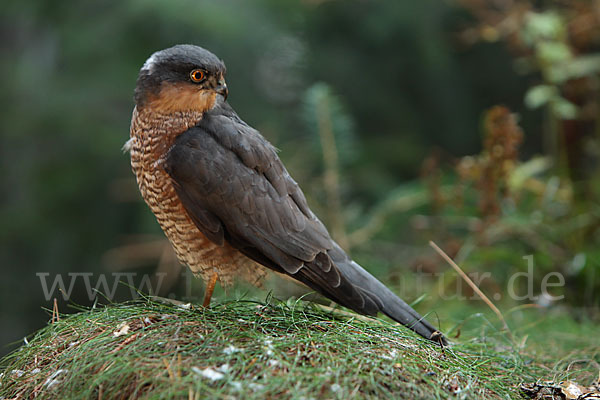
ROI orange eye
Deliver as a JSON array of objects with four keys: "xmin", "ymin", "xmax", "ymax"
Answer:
[{"xmin": 190, "ymin": 69, "xmax": 206, "ymax": 83}]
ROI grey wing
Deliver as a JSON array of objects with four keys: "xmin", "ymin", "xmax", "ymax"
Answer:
[
  {"xmin": 164, "ymin": 122, "xmax": 381, "ymax": 316},
  {"xmin": 165, "ymin": 104, "xmax": 445, "ymax": 344}
]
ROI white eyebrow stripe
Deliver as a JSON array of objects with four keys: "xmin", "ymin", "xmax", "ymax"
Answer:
[{"xmin": 142, "ymin": 52, "xmax": 159, "ymax": 72}]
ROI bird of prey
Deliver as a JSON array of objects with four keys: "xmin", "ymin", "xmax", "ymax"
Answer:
[{"xmin": 126, "ymin": 44, "xmax": 444, "ymax": 344}]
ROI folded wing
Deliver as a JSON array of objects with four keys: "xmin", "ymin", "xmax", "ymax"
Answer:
[{"xmin": 164, "ymin": 101, "xmax": 443, "ymax": 343}]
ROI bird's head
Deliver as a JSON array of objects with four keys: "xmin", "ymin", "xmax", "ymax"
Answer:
[{"xmin": 134, "ymin": 44, "xmax": 228, "ymax": 113}]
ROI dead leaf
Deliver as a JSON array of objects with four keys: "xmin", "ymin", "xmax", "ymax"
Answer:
[{"xmin": 113, "ymin": 322, "xmax": 131, "ymax": 337}]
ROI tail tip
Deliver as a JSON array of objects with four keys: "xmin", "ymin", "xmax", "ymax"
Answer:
[{"xmin": 429, "ymin": 330, "xmax": 448, "ymax": 346}]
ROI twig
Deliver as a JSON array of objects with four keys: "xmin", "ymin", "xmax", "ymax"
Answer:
[
  {"xmin": 52, "ymin": 298, "xmax": 60, "ymax": 324},
  {"xmin": 429, "ymin": 240, "xmax": 513, "ymax": 340},
  {"xmin": 109, "ymin": 333, "xmax": 139, "ymax": 354},
  {"xmin": 162, "ymin": 359, "xmax": 175, "ymax": 381}
]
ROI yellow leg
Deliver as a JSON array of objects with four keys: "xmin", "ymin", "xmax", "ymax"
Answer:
[{"xmin": 202, "ymin": 272, "xmax": 219, "ymax": 307}]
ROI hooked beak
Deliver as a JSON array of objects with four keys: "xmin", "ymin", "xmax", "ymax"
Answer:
[{"xmin": 215, "ymin": 80, "xmax": 228, "ymax": 100}]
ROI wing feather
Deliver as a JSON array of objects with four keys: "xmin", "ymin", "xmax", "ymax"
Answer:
[
  {"xmin": 164, "ymin": 107, "xmax": 374, "ymax": 312},
  {"xmin": 163, "ymin": 101, "xmax": 445, "ymax": 344}
]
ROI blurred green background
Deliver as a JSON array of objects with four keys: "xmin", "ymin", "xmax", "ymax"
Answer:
[{"xmin": 2, "ymin": 0, "xmax": 599, "ymax": 357}]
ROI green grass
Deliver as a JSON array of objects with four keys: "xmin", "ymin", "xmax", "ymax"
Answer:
[{"xmin": 2, "ymin": 296, "xmax": 583, "ymax": 400}]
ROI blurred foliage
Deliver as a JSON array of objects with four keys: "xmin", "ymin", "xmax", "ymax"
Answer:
[
  {"xmin": 301, "ymin": 82, "xmax": 357, "ymax": 248},
  {"xmin": 1, "ymin": 0, "xmax": 599, "ymax": 359},
  {"xmin": 403, "ymin": 1, "xmax": 600, "ymax": 316},
  {"xmin": 457, "ymin": 0, "xmax": 600, "ymax": 185}
]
